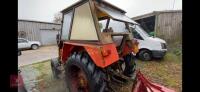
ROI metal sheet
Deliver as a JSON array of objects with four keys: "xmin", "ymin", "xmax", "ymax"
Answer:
[
  {"xmin": 97, "ymin": 5, "xmax": 138, "ymax": 24},
  {"xmin": 40, "ymin": 30, "xmax": 58, "ymax": 45}
]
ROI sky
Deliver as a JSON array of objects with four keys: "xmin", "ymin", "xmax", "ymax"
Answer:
[{"xmin": 18, "ymin": 0, "xmax": 182, "ymax": 23}]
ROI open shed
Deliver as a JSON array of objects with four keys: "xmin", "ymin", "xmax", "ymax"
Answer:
[{"xmin": 132, "ymin": 10, "xmax": 182, "ymax": 42}]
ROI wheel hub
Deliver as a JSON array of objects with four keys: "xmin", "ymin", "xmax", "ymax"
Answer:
[
  {"xmin": 143, "ymin": 53, "xmax": 150, "ymax": 59},
  {"xmin": 69, "ymin": 65, "xmax": 89, "ymax": 92}
]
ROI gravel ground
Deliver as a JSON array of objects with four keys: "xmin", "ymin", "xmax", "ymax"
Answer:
[{"xmin": 18, "ymin": 45, "xmax": 58, "ymax": 67}]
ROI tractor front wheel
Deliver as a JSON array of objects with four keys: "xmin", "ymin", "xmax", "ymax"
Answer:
[
  {"xmin": 123, "ymin": 53, "xmax": 136, "ymax": 77},
  {"xmin": 64, "ymin": 52, "xmax": 107, "ymax": 92},
  {"xmin": 51, "ymin": 58, "xmax": 61, "ymax": 79}
]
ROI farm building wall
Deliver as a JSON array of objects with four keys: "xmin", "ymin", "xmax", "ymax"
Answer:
[
  {"xmin": 155, "ymin": 12, "xmax": 182, "ymax": 43},
  {"xmin": 132, "ymin": 10, "xmax": 182, "ymax": 43},
  {"xmin": 18, "ymin": 20, "xmax": 61, "ymax": 45}
]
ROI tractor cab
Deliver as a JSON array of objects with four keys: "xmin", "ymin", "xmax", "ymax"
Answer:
[
  {"xmin": 58, "ymin": 0, "xmax": 139, "ymax": 59},
  {"xmin": 51, "ymin": 0, "xmax": 175, "ymax": 92}
]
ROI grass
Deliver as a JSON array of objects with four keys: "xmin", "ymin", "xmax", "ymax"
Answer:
[
  {"xmin": 136, "ymin": 52, "xmax": 182, "ymax": 92},
  {"xmin": 20, "ymin": 60, "xmax": 67, "ymax": 92}
]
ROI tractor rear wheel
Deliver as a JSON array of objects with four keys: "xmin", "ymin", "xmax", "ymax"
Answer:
[{"xmin": 64, "ymin": 52, "xmax": 107, "ymax": 92}]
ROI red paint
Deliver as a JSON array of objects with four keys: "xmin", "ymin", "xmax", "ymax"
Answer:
[
  {"xmin": 85, "ymin": 43, "xmax": 119, "ymax": 68},
  {"xmin": 132, "ymin": 70, "xmax": 175, "ymax": 92},
  {"xmin": 60, "ymin": 41, "xmax": 119, "ymax": 68},
  {"xmin": 121, "ymin": 42, "xmax": 133, "ymax": 56},
  {"xmin": 61, "ymin": 44, "xmax": 74, "ymax": 63}
]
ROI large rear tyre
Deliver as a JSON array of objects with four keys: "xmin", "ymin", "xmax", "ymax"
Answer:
[{"xmin": 64, "ymin": 52, "xmax": 107, "ymax": 92}]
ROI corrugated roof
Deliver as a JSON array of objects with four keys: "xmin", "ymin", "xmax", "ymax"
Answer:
[
  {"xmin": 18, "ymin": 19, "xmax": 61, "ymax": 25},
  {"xmin": 132, "ymin": 10, "xmax": 182, "ymax": 20}
]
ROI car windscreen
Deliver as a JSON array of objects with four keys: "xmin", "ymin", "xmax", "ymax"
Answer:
[{"xmin": 135, "ymin": 25, "xmax": 150, "ymax": 37}]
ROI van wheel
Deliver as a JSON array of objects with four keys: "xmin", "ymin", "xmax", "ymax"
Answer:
[
  {"xmin": 31, "ymin": 44, "xmax": 39, "ymax": 50},
  {"xmin": 138, "ymin": 50, "xmax": 152, "ymax": 61},
  {"xmin": 64, "ymin": 52, "xmax": 107, "ymax": 92}
]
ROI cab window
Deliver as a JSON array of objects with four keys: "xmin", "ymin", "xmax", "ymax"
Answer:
[
  {"xmin": 99, "ymin": 19, "xmax": 128, "ymax": 33},
  {"xmin": 61, "ymin": 10, "xmax": 73, "ymax": 40}
]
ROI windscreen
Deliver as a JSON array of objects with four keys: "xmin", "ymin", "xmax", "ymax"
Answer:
[
  {"xmin": 99, "ymin": 19, "xmax": 129, "ymax": 33},
  {"xmin": 135, "ymin": 25, "xmax": 150, "ymax": 37}
]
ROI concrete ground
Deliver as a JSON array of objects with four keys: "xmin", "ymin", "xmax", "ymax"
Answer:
[
  {"xmin": 18, "ymin": 45, "xmax": 58, "ymax": 67},
  {"xmin": 19, "ymin": 61, "xmax": 68, "ymax": 92}
]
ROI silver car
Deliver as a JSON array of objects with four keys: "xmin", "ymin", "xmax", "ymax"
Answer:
[{"xmin": 18, "ymin": 38, "xmax": 41, "ymax": 50}]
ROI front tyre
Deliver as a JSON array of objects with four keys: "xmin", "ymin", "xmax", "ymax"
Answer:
[
  {"xmin": 64, "ymin": 52, "xmax": 107, "ymax": 92},
  {"xmin": 51, "ymin": 58, "xmax": 61, "ymax": 79},
  {"xmin": 123, "ymin": 53, "xmax": 136, "ymax": 77},
  {"xmin": 138, "ymin": 50, "xmax": 152, "ymax": 61},
  {"xmin": 31, "ymin": 44, "xmax": 39, "ymax": 50}
]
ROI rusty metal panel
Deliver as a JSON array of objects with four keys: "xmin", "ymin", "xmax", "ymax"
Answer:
[{"xmin": 70, "ymin": 2, "xmax": 98, "ymax": 40}]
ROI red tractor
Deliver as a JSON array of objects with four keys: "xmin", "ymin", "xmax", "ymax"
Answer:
[{"xmin": 51, "ymin": 0, "xmax": 175, "ymax": 92}]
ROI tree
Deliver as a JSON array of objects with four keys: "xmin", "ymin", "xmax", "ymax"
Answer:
[{"xmin": 53, "ymin": 12, "xmax": 62, "ymax": 24}]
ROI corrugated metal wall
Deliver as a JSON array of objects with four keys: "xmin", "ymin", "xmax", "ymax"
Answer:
[
  {"xmin": 18, "ymin": 20, "xmax": 61, "ymax": 45},
  {"xmin": 156, "ymin": 12, "xmax": 182, "ymax": 42}
]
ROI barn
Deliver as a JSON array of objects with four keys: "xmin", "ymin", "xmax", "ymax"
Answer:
[
  {"xmin": 132, "ymin": 10, "xmax": 182, "ymax": 43},
  {"xmin": 18, "ymin": 19, "xmax": 61, "ymax": 45}
]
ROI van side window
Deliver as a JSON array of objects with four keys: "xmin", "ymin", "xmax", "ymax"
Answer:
[{"xmin": 132, "ymin": 28, "xmax": 143, "ymax": 40}]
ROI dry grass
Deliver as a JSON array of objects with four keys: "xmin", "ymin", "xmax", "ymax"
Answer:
[{"xmin": 136, "ymin": 52, "xmax": 182, "ymax": 92}]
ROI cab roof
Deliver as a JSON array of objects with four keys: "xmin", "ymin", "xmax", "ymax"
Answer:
[
  {"xmin": 61, "ymin": 0, "xmax": 138, "ymax": 24},
  {"xmin": 61, "ymin": 0, "xmax": 126, "ymax": 14}
]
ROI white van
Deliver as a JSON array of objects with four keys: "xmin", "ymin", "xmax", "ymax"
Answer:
[
  {"xmin": 99, "ymin": 19, "xmax": 167, "ymax": 61},
  {"xmin": 130, "ymin": 25, "xmax": 167, "ymax": 61}
]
